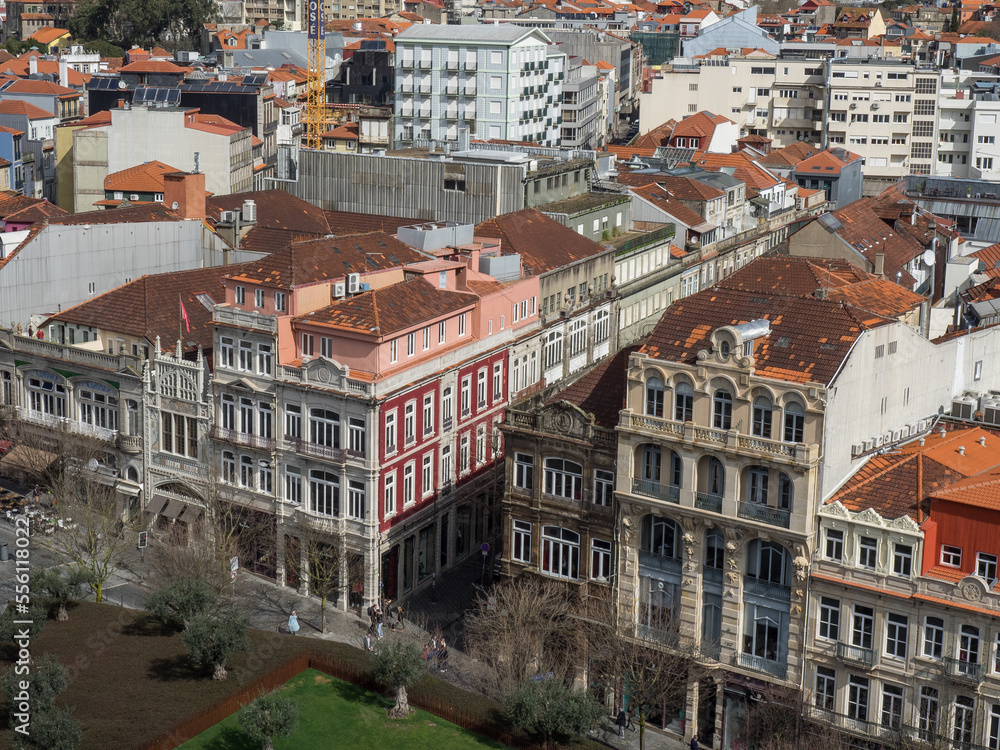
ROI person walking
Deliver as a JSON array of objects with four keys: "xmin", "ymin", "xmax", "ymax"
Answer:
[
  {"xmin": 363, "ymin": 633, "xmax": 374, "ymax": 652},
  {"xmin": 394, "ymin": 604, "xmax": 405, "ymax": 631},
  {"xmin": 438, "ymin": 638, "xmax": 449, "ymax": 672},
  {"xmin": 690, "ymin": 735, "xmax": 699, "ymax": 750},
  {"xmin": 376, "ymin": 607, "xmax": 384, "ymax": 639},
  {"xmin": 616, "ymin": 710, "xmax": 627, "ymax": 739},
  {"xmin": 287, "ymin": 610, "xmax": 299, "ymax": 636}
]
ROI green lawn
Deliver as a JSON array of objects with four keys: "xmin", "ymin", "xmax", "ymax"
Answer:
[{"xmin": 178, "ymin": 668, "xmax": 508, "ymax": 750}]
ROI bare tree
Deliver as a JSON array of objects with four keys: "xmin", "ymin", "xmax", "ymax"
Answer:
[
  {"xmin": 743, "ymin": 686, "xmax": 854, "ymax": 750},
  {"xmin": 283, "ymin": 525, "xmax": 364, "ymax": 634},
  {"xmin": 464, "ymin": 577, "xmax": 586, "ymax": 698}
]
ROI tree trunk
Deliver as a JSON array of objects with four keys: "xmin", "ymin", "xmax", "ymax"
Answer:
[
  {"xmin": 213, "ymin": 662, "xmax": 228, "ymax": 681},
  {"xmin": 639, "ymin": 715, "xmax": 646, "ymax": 750},
  {"xmin": 263, "ymin": 739, "xmax": 274, "ymax": 750},
  {"xmin": 57, "ymin": 603, "xmax": 68, "ymax": 621},
  {"xmin": 321, "ymin": 597, "xmax": 326, "ymax": 634},
  {"xmin": 94, "ymin": 581, "xmax": 103, "ymax": 603},
  {"xmin": 387, "ymin": 685, "xmax": 412, "ymax": 718}
]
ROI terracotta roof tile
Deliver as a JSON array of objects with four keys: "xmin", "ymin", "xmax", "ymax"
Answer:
[
  {"xmin": 0, "ymin": 194, "xmax": 53, "ymax": 220},
  {"xmin": 104, "ymin": 160, "xmax": 181, "ymax": 193},
  {"xmin": 0, "ymin": 100, "xmax": 54, "ymax": 120},
  {"xmin": 324, "ymin": 209, "xmax": 419, "ymax": 235},
  {"xmin": 475, "ymin": 209, "xmax": 609, "ymax": 275},
  {"xmin": 206, "ymin": 190, "xmax": 331, "ymax": 236},
  {"xmin": 297, "ymin": 277, "xmax": 475, "ymax": 336},
  {"xmin": 118, "ymin": 60, "xmax": 186, "ymax": 74},
  {"xmin": 2, "ymin": 200, "xmax": 67, "ymax": 224},
  {"xmin": 49, "ymin": 203, "xmax": 181, "ymax": 225},
  {"xmin": 228, "ymin": 232, "xmax": 427, "ymax": 288},
  {"xmin": 546, "ymin": 344, "xmax": 638, "ymax": 428},
  {"xmin": 25, "ymin": 26, "xmax": 69, "ymax": 46}
]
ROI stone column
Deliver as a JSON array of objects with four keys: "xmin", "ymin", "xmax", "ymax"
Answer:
[{"xmin": 685, "ymin": 678, "xmax": 700, "ymax": 743}]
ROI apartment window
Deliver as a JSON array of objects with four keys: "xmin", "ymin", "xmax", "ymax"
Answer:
[
  {"xmin": 847, "ymin": 676, "xmax": 870, "ymax": 723},
  {"xmin": 422, "ymin": 394, "xmax": 434, "ymax": 436},
  {"xmin": 978, "ymin": 157, "xmax": 994, "ymax": 171},
  {"xmin": 274, "ymin": 292, "xmax": 286, "ymax": 312},
  {"xmin": 239, "ymin": 397, "xmax": 254, "ymax": 434},
  {"xmin": 914, "ymin": 101, "xmax": 935, "ymax": 117},
  {"xmin": 885, "ymin": 613, "xmax": 909, "ymax": 659},
  {"xmin": 915, "ymin": 77, "xmax": 937, "ymax": 94},
  {"xmin": 815, "ymin": 667, "xmax": 836, "ymax": 710},
  {"xmin": 257, "ymin": 343, "xmax": 272, "ymax": 375},
  {"xmin": 893, "ymin": 543, "xmax": 912, "ymax": 577},
  {"xmin": 544, "ymin": 331, "xmax": 563, "ymax": 369},
  {"xmin": 675, "ymin": 382, "xmax": 693, "ymax": 421},
  {"xmin": 384, "ymin": 473, "xmax": 396, "ymax": 516},
  {"xmin": 221, "ymin": 451, "xmax": 236, "ymax": 483},
  {"xmin": 595, "ymin": 308, "xmax": 609, "ymax": 343},
  {"xmin": 954, "ymin": 696, "xmax": 975, "ymax": 746},
  {"xmin": 422, "ymin": 327, "xmax": 430, "ymax": 351},
  {"xmin": 919, "ymin": 687, "xmax": 939, "ymax": 739},
  {"xmin": 913, "ymin": 121, "xmax": 934, "ymax": 137},
  {"xmin": 309, "ymin": 469, "xmax": 339, "ymax": 517},
  {"xmin": 258, "ymin": 402, "xmax": 273, "ymax": 439},
  {"xmin": 235, "ymin": 286, "xmax": 245, "ymax": 305},
  {"xmin": 825, "ymin": 529, "xmax": 844, "ymax": 561},
  {"xmin": 390, "ymin": 339, "xmax": 397, "ymax": 363},
  {"xmin": 477, "ymin": 369, "xmax": 487, "ymax": 407},
  {"xmin": 285, "ymin": 467, "xmax": 302, "ymax": 505},
  {"xmin": 818, "ymin": 597, "xmax": 840, "ymax": 641},
  {"xmin": 438, "ymin": 321, "xmax": 446, "ymax": 343},
  {"xmin": 385, "ymin": 411, "xmax": 397, "ymax": 453},
  {"xmin": 850, "ymin": 113, "xmax": 869, "ymax": 123},
  {"xmin": 747, "ymin": 468, "xmax": 768, "ymax": 504},
  {"xmin": 310, "ymin": 409, "xmax": 340, "ymax": 449},
  {"xmin": 646, "ymin": 377, "xmax": 665, "ymax": 417},
  {"xmin": 461, "ymin": 377, "xmax": 471, "ymax": 415},
  {"xmin": 422, "ymin": 453, "xmax": 433, "ymax": 497},
  {"xmin": 859, "ymin": 537, "xmax": 877, "ymax": 570},
  {"xmin": 238, "ymin": 341, "xmax": 253, "ymax": 371},
  {"xmin": 254, "ymin": 289, "xmax": 264, "ymax": 308},
  {"xmin": 403, "ymin": 463, "xmax": 414, "ymax": 506},
  {"xmin": 852, "ymin": 606, "xmax": 874, "ymax": 649},
  {"xmin": 881, "ymin": 684, "xmax": 904, "ymax": 730},
  {"xmin": 492, "ymin": 363, "xmax": 502, "ymax": 400},
  {"xmin": 713, "ymin": 389, "xmax": 733, "ymax": 430},
  {"xmin": 541, "ymin": 526, "xmax": 580, "ymax": 579},
  {"xmin": 407, "ymin": 333, "xmax": 415, "ymax": 357},
  {"xmin": 348, "ymin": 417, "xmax": 365, "ymax": 455},
  {"xmin": 441, "ymin": 445, "xmax": 451, "ymax": 485},
  {"xmin": 301, "ymin": 334, "xmax": 314, "ymax": 357},
  {"xmin": 460, "ymin": 434, "xmax": 470, "ymax": 474},
  {"xmin": 978, "ymin": 552, "xmax": 998, "ymax": 581},
  {"xmin": 476, "ymin": 425, "xmax": 486, "ymax": 464},
  {"xmin": 752, "ymin": 397, "xmax": 773, "ymax": 438},
  {"xmin": 285, "ymin": 403, "xmax": 301, "ymax": 439},
  {"xmin": 591, "ymin": 538, "xmax": 612, "ymax": 580},
  {"xmin": 458, "ymin": 313, "xmax": 466, "ymax": 336},
  {"xmin": 514, "ymin": 452, "xmax": 534, "ymax": 490},
  {"xmin": 923, "ymin": 617, "xmax": 944, "ymax": 658},
  {"xmin": 941, "ymin": 545, "xmax": 963, "ymax": 567},
  {"xmin": 320, "ymin": 337, "xmax": 332, "ymax": 358},
  {"xmin": 593, "ymin": 469, "xmax": 614, "ymax": 506},
  {"xmin": 569, "ymin": 318, "xmax": 587, "ymax": 357},
  {"xmin": 404, "ymin": 402, "xmax": 415, "ymax": 444},
  {"xmin": 442, "ymin": 386, "xmax": 453, "ymax": 426},
  {"xmin": 544, "ymin": 458, "xmax": 583, "ymax": 500},
  {"xmin": 981, "ymin": 135, "xmax": 997, "ymax": 145},
  {"xmin": 893, "ymin": 112, "xmax": 909, "ymax": 123},
  {"xmin": 512, "ymin": 520, "xmax": 531, "ymax": 563}
]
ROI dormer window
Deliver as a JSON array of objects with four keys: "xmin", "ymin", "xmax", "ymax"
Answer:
[{"xmin": 719, "ymin": 340, "xmax": 731, "ymax": 357}]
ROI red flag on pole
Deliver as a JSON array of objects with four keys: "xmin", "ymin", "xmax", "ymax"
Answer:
[{"xmin": 180, "ymin": 299, "xmax": 191, "ymax": 333}]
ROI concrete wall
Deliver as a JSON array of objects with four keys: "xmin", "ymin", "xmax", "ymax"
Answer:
[{"xmin": 72, "ymin": 126, "xmax": 109, "ymax": 213}]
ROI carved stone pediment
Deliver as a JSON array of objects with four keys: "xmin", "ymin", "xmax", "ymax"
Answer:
[
  {"xmin": 301, "ymin": 356, "xmax": 351, "ymax": 388},
  {"xmin": 820, "ymin": 500, "xmax": 851, "ymax": 519},
  {"xmin": 539, "ymin": 401, "xmax": 592, "ymax": 440},
  {"xmin": 855, "ymin": 507, "xmax": 885, "ymax": 527},
  {"xmin": 886, "ymin": 514, "xmax": 920, "ymax": 533},
  {"xmin": 957, "ymin": 576, "xmax": 987, "ymax": 603}
]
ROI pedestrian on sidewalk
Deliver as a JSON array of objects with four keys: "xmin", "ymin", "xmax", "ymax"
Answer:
[
  {"xmin": 616, "ymin": 710, "xmax": 627, "ymax": 739},
  {"xmin": 429, "ymin": 637, "xmax": 439, "ymax": 669},
  {"xmin": 394, "ymin": 604, "xmax": 405, "ymax": 631},
  {"xmin": 438, "ymin": 638, "xmax": 449, "ymax": 672},
  {"xmin": 287, "ymin": 610, "xmax": 299, "ymax": 636},
  {"xmin": 690, "ymin": 735, "xmax": 699, "ymax": 750},
  {"xmin": 376, "ymin": 607, "xmax": 384, "ymax": 639},
  {"xmin": 363, "ymin": 633, "xmax": 374, "ymax": 652}
]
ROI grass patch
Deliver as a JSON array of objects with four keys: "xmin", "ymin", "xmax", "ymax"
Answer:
[
  {"xmin": 0, "ymin": 602, "xmax": 512, "ymax": 750},
  {"xmin": 177, "ymin": 668, "xmax": 506, "ymax": 750}
]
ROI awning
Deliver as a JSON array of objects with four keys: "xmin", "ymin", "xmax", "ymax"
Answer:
[
  {"xmin": 177, "ymin": 504, "xmax": 203, "ymax": 524},
  {"xmin": 162, "ymin": 498, "xmax": 185, "ymax": 519},
  {"xmin": 145, "ymin": 496, "xmax": 168, "ymax": 516},
  {"xmin": 0, "ymin": 445, "xmax": 57, "ymax": 476}
]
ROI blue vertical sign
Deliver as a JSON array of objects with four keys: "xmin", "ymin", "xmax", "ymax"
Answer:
[{"xmin": 308, "ymin": 0, "xmax": 324, "ymax": 40}]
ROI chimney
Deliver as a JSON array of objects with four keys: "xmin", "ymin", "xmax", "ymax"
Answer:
[
  {"xmin": 59, "ymin": 60, "xmax": 69, "ymax": 89},
  {"xmin": 959, "ymin": 446, "xmax": 966, "ymax": 455},
  {"xmin": 814, "ymin": 287, "xmax": 829, "ymax": 300},
  {"xmin": 874, "ymin": 251, "xmax": 885, "ymax": 277},
  {"xmin": 939, "ymin": 428, "xmax": 947, "ymax": 438},
  {"xmin": 28, "ymin": 56, "xmax": 37, "ymax": 76},
  {"xmin": 162, "ymin": 171, "xmax": 206, "ymax": 220},
  {"xmin": 980, "ymin": 436, "xmax": 987, "ymax": 446}
]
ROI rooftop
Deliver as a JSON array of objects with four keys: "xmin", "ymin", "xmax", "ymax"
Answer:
[{"xmin": 475, "ymin": 208, "xmax": 610, "ymax": 275}]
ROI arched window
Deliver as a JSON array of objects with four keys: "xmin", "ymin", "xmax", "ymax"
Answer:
[
  {"xmin": 675, "ymin": 381, "xmax": 693, "ymax": 422},
  {"xmin": 544, "ymin": 331, "xmax": 563, "ymax": 369},
  {"xmin": 641, "ymin": 445, "xmax": 661, "ymax": 482},
  {"xmin": 720, "ymin": 340, "xmax": 731, "ymax": 357},
  {"xmin": 645, "ymin": 377, "xmax": 665, "ymax": 418},
  {"xmin": 752, "ymin": 396, "xmax": 773, "ymax": 438},
  {"xmin": 544, "ymin": 458, "xmax": 583, "ymax": 500},
  {"xmin": 707, "ymin": 457, "xmax": 725, "ymax": 497},
  {"xmin": 713, "ymin": 389, "xmax": 733, "ymax": 430},
  {"xmin": 784, "ymin": 402, "xmax": 804, "ymax": 443},
  {"xmin": 221, "ymin": 451, "xmax": 235, "ymax": 483},
  {"xmin": 240, "ymin": 455, "xmax": 254, "ymax": 488},
  {"xmin": 641, "ymin": 515, "xmax": 679, "ymax": 559},
  {"xmin": 542, "ymin": 526, "xmax": 579, "ymax": 579},
  {"xmin": 778, "ymin": 473, "xmax": 793, "ymax": 511},
  {"xmin": 747, "ymin": 466, "xmax": 769, "ymax": 504}
]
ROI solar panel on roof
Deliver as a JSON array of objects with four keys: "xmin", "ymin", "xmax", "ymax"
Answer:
[{"xmin": 89, "ymin": 77, "xmax": 124, "ymax": 90}]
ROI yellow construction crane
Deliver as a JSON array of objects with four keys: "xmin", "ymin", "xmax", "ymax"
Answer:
[{"xmin": 305, "ymin": 0, "xmax": 326, "ymax": 149}]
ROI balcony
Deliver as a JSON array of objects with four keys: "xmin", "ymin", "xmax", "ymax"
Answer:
[
  {"xmin": 836, "ymin": 642, "xmax": 878, "ymax": 669},
  {"xmin": 442, "ymin": 417, "xmax": 453, "ymax": 432},
  {"xmin": 464, "ymin": 60, "xmax": 477, "ymax": 71},
  {"xmin": 288, "ymin": 436, "xmax": 345, "ymax": 463},
  {"xmin": 400, "ymin": 83, "xmax": 414, "ymax": 93},
  {"xmin": 945, "ymin": 656, "xmax": 983, "ymax": 684},
  {"xmin": 736, "ymin": 500, "xmax": 791, "ymax": 528},
  {"xmin": 117, "ymin": 434, "xmax": 142, "ymax": 453},
  {"xmin": 210, "ymin": 425, "xmax": 275, "ymax": 452},
  {"xmin": 733, "ymin": 652, "xmax": 787, "ymax": 680},
  {"xmin": 400, "ymin": 58, "xmax": 414, "ymax": 69},
  {"xmin": 418, "ymin": 84, "xmax": 431, "ymax": 94},
  {"xmin": 445, "ymin": 85, "xmax": 459, "ymax": 95},
  {"xmin": 631, "ymin": 478, "xmax": 680, "ymax": 503},
  {"xmin": 465, "ymin": 86, "xmax": 477, "ymax": 96},
  {"xmin": 629, "ymin": 414, "xmax": 685, "ymax": 436},
  {"xmin": 736, "ymin": 435, "xmax": 796, "ymax": 458},
  {"xmin": 744, "ymin": 576, "xmax": 791, "ymax": 602},
  {"xmin": 704, "ymin": 567, "xmax": 723, "ymax": 586},
  {"xmin": 638, "ymin": 550, "xmax": 682, "ymax": 574},
  {"xmin": 418, "ymin": 59, "xmax": 432, "ymax": 69},
  {"xmin": 695, "ymin": 493, "xmax": 722, "ymax": 513},
  {"xmin": 446, "ymin": 60, "xmax": 459, "ymax": 70}
]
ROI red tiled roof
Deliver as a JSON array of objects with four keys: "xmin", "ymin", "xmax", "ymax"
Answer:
[
  {"xmin": 49, "ymin": 203, "xmax": 182, "ymax": 225},
  {"xmin": 0, "ymin": 100, "xmax": 54, "ymax": 120},
  {"xmin": 297, "ymin": 277, "xmax": 475, "ymax": 336},
  {"xmin": 0, "ymin": 194, "xmax": 52, "ymax": 220},
  {"xmin": 641, "ymin": 286, "xmax": 893, "ymax": 385},
  {"xmin": 627, "ymin": 183, "xmax": 715, "ymax": 229},
  {"xmin": 118, "ymin": 60, "xmax": 186, "ymax": 74},
  {"xmin": 475, "ymin": 209, "xmax": 609, "ymax": 275},
  {"xmin": 228, "ymin": 232, "xmax": 427, "ymax": 288},
  {"xmin": 795, "ymin": 149, "xmax": 861, "ymax": 176},
  {"xmin": 324, "ymin": 209, "xmax": 420, "ymax": 235},
  {"xmin": 547, "ymin": 344, "xmax": 639, "ymax": 428},
  {"xmin": 104, "ymin": 161, "xmax": 181, "ymax": 193},
  {"xmin": 206, "ymin": 190, "xmax": 331, "ymax": 236},
  {"xmin": 26, "ymin": 26, "xmax": 69, "ymax": 46},
  {"xmin": 2, "ymin": 200, "xmax": 67, "ymax": 224},
  {"xmin": 321, "ymin": 121, "xmax": 359, "ymax": 140}
]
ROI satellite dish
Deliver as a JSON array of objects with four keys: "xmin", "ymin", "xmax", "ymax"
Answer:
[
  {"xmin": 922, "ymin": 249, "xmax": 935, "ymax": 266},
  {"xmin": 86, "ymin": 458, "xmax": 99, "ymax": 471},
  {"xmin": 171, "ymin": 201, "xmax": 179, "ymax": 209},
  {"xmin": 118, "ymin": 80, "xmax": 126, "ymax": 90}
]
